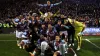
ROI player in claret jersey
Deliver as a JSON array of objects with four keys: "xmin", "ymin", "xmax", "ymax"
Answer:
[{"xmin": 53, "ymin": 35, "xmax": 77, "ymax": 56}]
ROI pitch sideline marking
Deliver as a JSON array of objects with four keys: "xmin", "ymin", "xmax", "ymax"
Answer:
[
  {"xmin": 0, "ymin": 40, "xmax": 16, "ymax": 41},
  {"xmin": 85, "ymin": 39, "xmax": 100, "ymax": 49},
  {"xmin": 0, "ymin": 38, "xmax": 100, "ymax": 41}
]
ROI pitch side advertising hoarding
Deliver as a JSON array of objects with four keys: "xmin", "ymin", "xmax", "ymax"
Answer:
[{"xmin": 83, "ymin": 28, "xmax": 100, "ymax": 35}]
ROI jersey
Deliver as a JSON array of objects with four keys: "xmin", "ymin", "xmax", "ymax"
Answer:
[
  {"xmin": 22, "ymin": 31, "xmax": 29, "ymax": 38},
  {"xmin": 47, "ymin": 27, "xmax": 57, "ymax": 41},
  {"xmin": 68, "ymin": 18, "xmax": 85, "ymax": 32},
  {"xmin": 37, "ymin": 1, "xmax": 62, "ymax": 12},
  {"xmin": 54, "ymin": 40, "xmax": 68, "ymax": 55},
  {"xmin": 14, "ymin": 18, "xmax": 19, "ymax": 23},
  {"xmin": 17, "ymin": 22, "xmax": 25, "ymax": 32},
  {"xmin": 73, "ymin": 21, "xmax": 85, "ymax": 32}
]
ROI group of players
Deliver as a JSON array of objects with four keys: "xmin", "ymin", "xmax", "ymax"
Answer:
[
  {"xmin": 13, "ymin": 1, "xmax": 85, "ymax": 56},
  {"xmin": 13, "ymin": 11, "xmax": 85, "ymax": 56}
]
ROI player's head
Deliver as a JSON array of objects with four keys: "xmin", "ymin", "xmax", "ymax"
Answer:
[
  {"xmin": 55, "ymin": 35, "xmax": 60, "ymax": 41},
  {"xmin": 40, "ymin": 35, "xmax": 44, "ymax": 39},
  {"xmin": 47, "ymin": 1, "xmax": 51, "ymax": 6},
  {"xmin": 41, "ymin": 24, "xmax": 46, "ymax": 28},
  {"xmin": 66, "ymin": 18, "xmax": 75, "ymax": 24},
  {"xmin": 44, "ymin": 18, "xmax": 49, "ymax": 22},
  {"xmin": 57, "ymin": 20, "xmax": 61, "ymax": 25},
  {"xmin": 48, "ymin": 24, "xmax": 52, "ymax": 30}
]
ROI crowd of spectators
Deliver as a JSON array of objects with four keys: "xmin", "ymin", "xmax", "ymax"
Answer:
[{"xmin": 0, "ymin": 0, "xmax": 100, "ymax": 27}]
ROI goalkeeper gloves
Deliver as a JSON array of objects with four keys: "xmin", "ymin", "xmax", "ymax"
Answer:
[{"xmin": 78, "ymin": 32, "xmax": 83, "ymax": 36}]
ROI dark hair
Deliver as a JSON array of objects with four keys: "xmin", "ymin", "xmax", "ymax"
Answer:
[{"xmin": 61, "ymin": 33, "xmax": 65, "ymax": 39}]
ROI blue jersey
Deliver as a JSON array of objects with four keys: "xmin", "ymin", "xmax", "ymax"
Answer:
[
  {"xmin": 14, "ymin": 18, "xmax": 19, "ymax": 23},
  {"xmin": 37, "ymin": 1, "xmax": 62, "ymax": 8},
  {"xmin": 37, "ymin": 1, "xmax": 62, "ymax": 12}
]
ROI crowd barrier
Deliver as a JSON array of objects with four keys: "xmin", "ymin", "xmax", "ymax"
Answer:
[{"xmin": 0, "ymin": 28, "xmax": 15, "ymax": 34}]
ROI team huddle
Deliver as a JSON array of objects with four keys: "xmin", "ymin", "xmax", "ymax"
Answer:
[
  {"xmin": 13, "ymin": 11, "xmax": 85, "ymax": 56},
  {"xmin": 13, "ymin": 1, "xmax": 85, "ymax": 56}
]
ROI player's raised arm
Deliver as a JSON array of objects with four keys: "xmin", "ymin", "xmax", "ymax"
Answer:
[
  {"xmin": 61, "ymin": 24, "xmax": 70, "ymax": 29},
  {"xmin": 37, "ymin": 3, "xmax": 44, "ymax": 6},
  {"xmin": 53, "ymin": 9, "xmax": 60, "ymax": 17},
  {"xmin": 37, "ymin": 3, "xmax": 48, "ymax": 7},
  {"xmin": 53, "ymin": 1, "xmax": 62, "ymax": 6},
  {"xmin": 38, "ymin": 9, "xmax": 44, "ymax": 15}
]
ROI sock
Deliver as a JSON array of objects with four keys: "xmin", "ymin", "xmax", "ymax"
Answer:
[
  {"xmin": 17, "ymin": 40, "xmax": 20, "ymax": 46},
  {"xmin": 33, "ymin": 50, "xmax": 36, "ymax": 55}
]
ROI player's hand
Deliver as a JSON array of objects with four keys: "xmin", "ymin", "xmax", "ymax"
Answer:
[
  {"xmin": 30, "ymin": 35, "xmax": 32, "ymax": 37},
  {"xmin": 29, "ymin": 52, "xmax": 34, "ymax": 56},
  {"xmin": 30, "ymin": 54, "xmax": 34, "ymax": 56},
  {"xmin": 61, "ymin": 24, "xmax": 65, "ymax": 27},
  {"xmin": 60, "ymin": 32, "xmax": 62, "ymax": 35},
  {"xmin": 78, "ymin": 32, "xmax": 83, "ymax": 36}
]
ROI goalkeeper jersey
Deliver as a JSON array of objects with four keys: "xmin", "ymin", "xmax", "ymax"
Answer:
[
  {"xmin": 68, "ymin": 18, "xmax": 85, "ymax": 31},
  {"xmin": 73, "ymin": 21, "xmax": 85, "ymax": 32}
]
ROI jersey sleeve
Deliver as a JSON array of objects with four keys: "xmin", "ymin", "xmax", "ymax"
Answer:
[
  {"xmin": 37, "ymin": 4, "xmax": 47, "ymax": 6},
  {"xmin": 53, "ymin": 1, "xmax": 62, "ymax": 6}
]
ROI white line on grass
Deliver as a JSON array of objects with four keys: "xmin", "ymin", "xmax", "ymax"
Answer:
[
  {"xmin": 0, "ymin": 40, "xmax": 16, "ymax": 41},
  {"xmin": 83, "ymin": 38, "xmax": 100, "ymax": 40},
  {"xmin": 0, "ymin": 37, "xmax": 100, "ymax": 41},
  {"xmin": 85, "ymin": 39, "xmax": 100, "ymax": 50}
]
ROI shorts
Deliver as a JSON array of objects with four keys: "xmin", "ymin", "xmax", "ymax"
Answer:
[
  {"xmin": 21, "ymin": 39, "xmax": 30, "ymax": 45},
  {"xmin": 17, "ymin": 32, "xmax": 23, "ymax": 38},
  {"xmin": 60, "ymin": 31, "xmax": 68, "ymax": 36},
  {"xmin": 22, "ymin": 35, "xmax": 27, "ymax": 38}
]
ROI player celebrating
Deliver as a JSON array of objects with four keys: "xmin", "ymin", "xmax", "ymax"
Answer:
[
  {"xmin": 12, "ymin": 16, "xmax": 20, "ymax": 46},
  {"xmin": 37, "ymin": 1, "xmax": 62, "ymax": 9},
  {"xmin": 53, "ymin": 35, "xmax": 77, "ymax": 56},
  {"xmin": 63, "ymin": 17, "xmax": 75, "ymax": 47},
  {"xmin": 66, "ymin": 18, "xmax": 85, "ymax": 50}
]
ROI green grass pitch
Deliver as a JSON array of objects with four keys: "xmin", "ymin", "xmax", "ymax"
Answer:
[{"xmin": 0, "ymin": 34, "xmax": 100, "ymax": 56}]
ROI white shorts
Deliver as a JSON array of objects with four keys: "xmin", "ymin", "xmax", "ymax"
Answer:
[
  {"xmin": 17, "ymin": 32, "xmax": 23, "ymax": 38},
  {"xmin": 60, "ymin": 31, "xmax": 68, "ymax": 36},
  {"xmin": 21, "ymin": 40, "xmax": 30, "ymax": 45},
  {"xmin": 22, "ymin": 35, "xmax": 27, "ymax": 38}
]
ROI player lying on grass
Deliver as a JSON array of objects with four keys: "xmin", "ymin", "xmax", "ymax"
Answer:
[
  {"xmin": 53, "ymin": 35, "xmax": 77, "ymax": 56},
  {"xmin": 64, "ymin": 18, "xmax": 85, "ymax": 50}
]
